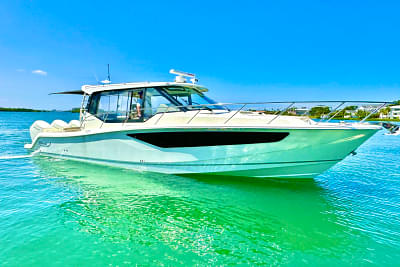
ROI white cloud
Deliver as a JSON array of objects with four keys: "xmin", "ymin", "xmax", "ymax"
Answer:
[{"xmin": 32, "ymin": 69, "xmax": 47, "ymax": 76}]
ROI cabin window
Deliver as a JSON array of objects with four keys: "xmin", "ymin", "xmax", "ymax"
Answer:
[
  {"xmin": 87, "ymin": 88, "xmax": 180, "ymax": 123},
  {"xmin": 142, "ymin": 88, "xmax": 180, "ymax": 119},
  {"xmin": 88, "ymin": 89, "xmax": 144, "ymax": 122},
  {"xmin": 87, "ymin": 94, "xmax": 100, "ymax": 114},
  {"xmin": 127, "ymin": 90, "xmax": 145, "ymax": 121},
  {"xmin": 86, "ymin": 86, "xmax": 224, "ymax": 123},
  {"xmin": 97, "ymin": 90, "xmax": 136, "ymax": 122},
  {"xmin": 160, "ymin": 86, "xmax": 224, "ymax": 110}
]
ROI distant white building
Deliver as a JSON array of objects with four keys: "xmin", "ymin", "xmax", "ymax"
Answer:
[
  {"xmin": 380, "ymin": 112, "xmax": 389, "ymax": 119},
  {"xmin": 390, "ymin": 105, "xmax": 400, "ymax": 119},
  {"xmin": 344, "ymin": 110, "xmax": 357, "ymax": 119},
  {"xmin": 357, "ymin": 105, "xmax": 379, "ymax": 112}
]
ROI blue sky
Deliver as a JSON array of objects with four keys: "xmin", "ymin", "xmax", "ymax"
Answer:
[{"xmin": 0, "ymin": 1, "xmax": 399, "ymax": 109}]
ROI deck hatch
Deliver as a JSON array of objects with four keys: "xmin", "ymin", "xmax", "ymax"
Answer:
[{"xmin": 127, "ymin": 131, "xmax": 289, "ymax": 148}]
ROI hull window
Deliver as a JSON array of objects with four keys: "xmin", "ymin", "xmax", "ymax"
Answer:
[{"xmin": 127, "ymin": 131, "xmax": 289, "ymax": 148}]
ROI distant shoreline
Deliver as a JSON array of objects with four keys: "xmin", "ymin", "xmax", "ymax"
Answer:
[
  {"xmin": 0, "ymin": 107, "xmax": 47, "ymax": 112},
  {"xmin": 0, "ymin": 107, "xmax": 80, "ymax": 113}
]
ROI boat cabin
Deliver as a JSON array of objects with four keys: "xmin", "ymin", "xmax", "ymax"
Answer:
[{"xmin": 79, "ymin": 83, "xmax": 224, "ymax": 123}]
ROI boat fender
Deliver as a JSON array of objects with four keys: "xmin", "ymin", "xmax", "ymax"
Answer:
[{"xmin": 29, "ymin": 120, "xmax": 51, "ymax": 140}]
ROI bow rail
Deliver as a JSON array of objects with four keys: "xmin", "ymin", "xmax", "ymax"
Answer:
[
  {"xmin": 153, "ymin": 100, "xmax": 394, "ymax": 125},
  {"xmin": 78, "ymin": 98, "xmax": 394, "ymax": 126}
]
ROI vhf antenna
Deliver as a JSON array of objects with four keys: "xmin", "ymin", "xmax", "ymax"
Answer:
[{"xmin": 101, "ymin": 64, "xmax": 112, "ymax": 84}]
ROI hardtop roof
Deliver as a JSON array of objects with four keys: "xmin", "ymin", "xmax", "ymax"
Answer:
[{"xmin": 81, "ymin": 81, "xmax": 208, "ymax": 95}]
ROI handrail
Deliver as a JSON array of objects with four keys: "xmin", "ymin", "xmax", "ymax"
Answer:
[
  {"xmin": 360, "ymin": 103, "xmax": 388, "ymax": 123},
  {"xmin": 187, "ymin": 109, "xmax": 203, "ymax": 124},
  {"xmin": 154, "ymin": 106, "xmax": 170, "ymax": 125},
  {"xmin": 317, "ymin": 101, "xmax": 345, "ymax": 124},
  {"xmin": 79, "ymin": 93, "xmax": 88, "ymax": 127},
  {"xmin": 224, "ymin": 104, "xmax": 246, "ymax": 124},
  {"xmin": 80, "ymin": 100, "xmax": 394, "ymax": 127},
  {"xmin": 152, "ymin": 100, "xmax": 393, "ymax": 125},
  {"xmin": 171, "ymin": 100, "xmax": 393, "ymax": 107},
  {"xmin": 268, "ymin": 102, "xmax": 295, "ymax": 124}
]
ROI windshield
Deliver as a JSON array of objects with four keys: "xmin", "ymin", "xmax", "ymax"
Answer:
[
  {"xmin": 161, "ymin": 86, "xmax": 226, "ymax": 110},
  {"xmin": 86, "ymin": 86, "xmax": 228, "ymax": 123}
]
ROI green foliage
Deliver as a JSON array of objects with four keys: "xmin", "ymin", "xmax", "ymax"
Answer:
[
  {"xmin": 354, "ymin": 109, "xmax": 380, "ymax": 119},
  {"xmin": 344, "ymin": 105, "xmax": 358, "ymax": 111},
  {"xmin": 334, "ymin": 105, "xmax": 358, "ymax": 117},
  {"xmin": 381, "ymin": 107, "xmax": 391, "ymax": 115},
  {"xmin": 71, "ymin": 108, "xmax": 81, "ymax": 113},
  {"xmin": 309, "ymin": 106, "xmax": 330, "ymax": 118},
  {"xmin": 355, "ymin": 109, "xmax": 366, "ymax": 119},
  {"xmin": 388, "ymin": 99, "xmax": 400, "ymax": 106},
  {"xmin": 0, "ymin": 107, "xmax": 45, "ymax": 112}
]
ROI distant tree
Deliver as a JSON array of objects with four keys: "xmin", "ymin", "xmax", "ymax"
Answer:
[
  {"xmin": 388, "ymin": 100, "xmax": 400, "ymax": 106},
  {"xmin": 344, "ymin": 105, "xmax": 358, "ymax": 111},
  {"xmin": 309, "ymin": 106, "xmax": 330, "ymax": 118},
  {"xmin": 71, "ymin": 108, "xmax": 80, "ymax": 113},
  {"xmin": 381, "ymin": 107, "xmax": 391, "ymax": 115},
  {"xmin": 0, "ymin": 107, "xmax": 44, "ymax": 112},
  {"xmin": 356, "ymin": 109, "xmax": 368, "ymax": 119}
]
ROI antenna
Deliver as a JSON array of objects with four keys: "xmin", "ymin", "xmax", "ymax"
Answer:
[
  {"xmin": 101, "ymin": 64, "xmax": 112, "ymax": 84},
  {"xmin": 169, "ymin": 69, "xmax": 198, "ymax": 84}
]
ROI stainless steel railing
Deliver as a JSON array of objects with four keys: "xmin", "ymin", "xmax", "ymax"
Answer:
[
  {"xmin": 152, "ymin": 100, "xmax": 393, "ymax": 125},
  {"xmin": 79, "ymin": 100, "xmax": 394, "ymax": 127}
]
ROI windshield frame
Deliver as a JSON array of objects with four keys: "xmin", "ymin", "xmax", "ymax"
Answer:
[{"xmin": 157, "ymin": 86, "xmax": 226, "ymax": 111}]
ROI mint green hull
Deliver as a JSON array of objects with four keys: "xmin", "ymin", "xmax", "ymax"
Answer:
[
  {"xmin": 203, "ymin": 160, "xmax": 340, "ymax": 178},
  {"xmin": 28, "ymin": 127, "xmax": 379, "ymax": 179}
]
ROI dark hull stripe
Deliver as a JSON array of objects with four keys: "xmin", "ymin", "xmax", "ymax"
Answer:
[{"xmin": 127, "ymin": 131, "xmax": 289, "ymax": 148}]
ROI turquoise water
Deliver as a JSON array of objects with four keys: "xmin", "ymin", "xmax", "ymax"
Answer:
[{"xmin": 0, "ymin": 112, "xmax": 399, "ymax": 266}]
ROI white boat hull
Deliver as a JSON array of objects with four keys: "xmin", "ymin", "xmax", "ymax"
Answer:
[{"xmin": 26, "ymin": 127, "xmax": 379, "ymax": 178}]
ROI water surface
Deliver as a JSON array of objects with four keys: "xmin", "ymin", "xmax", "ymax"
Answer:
[{"xmin": 0, "ymin": 112, "xmax": 399, "ymax": 265}]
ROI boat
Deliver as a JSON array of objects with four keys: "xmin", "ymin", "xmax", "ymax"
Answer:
[
  {"xmin": 382, "ymin": 122, "xmax": 400, "ymax": 135},
  {"xmin": 24, "ymin": 70, "xmax": 392, "ymax": 178}
]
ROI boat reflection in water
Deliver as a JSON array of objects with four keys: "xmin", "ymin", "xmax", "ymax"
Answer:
[{"xmin": 32, "ymin": 156, "xmax": 372, "ymax": 264}]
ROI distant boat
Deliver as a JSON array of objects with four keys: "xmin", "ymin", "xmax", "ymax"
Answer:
[{"xmin": 382, "ymin": 122, "xmax": 400, "ymax": 135}]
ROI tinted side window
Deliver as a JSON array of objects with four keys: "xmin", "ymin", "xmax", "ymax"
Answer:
[
  {"xmin": 88, "ymin": 94, "xmax": 100, "ymax": 114},
  {"xmin": 86, "ymin": 88, "xmax": 180, "ymax": 123},
  {"xmin": 88, "ymin": 90, "xmax": 145, "ymax": 122}
]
